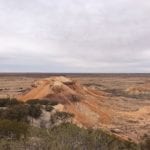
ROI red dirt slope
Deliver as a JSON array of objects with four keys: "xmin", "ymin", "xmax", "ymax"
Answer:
[{"xmin": 18, "ymin": 76, "xmax": 111, "ymax": 126}]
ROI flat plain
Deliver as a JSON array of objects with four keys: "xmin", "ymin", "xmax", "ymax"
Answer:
[{"xmin": 0, "ymin": 73, "xmax": 150, "ymax": 143}]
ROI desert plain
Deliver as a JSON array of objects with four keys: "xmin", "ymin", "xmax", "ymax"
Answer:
[{"xmin": 0, "ymin": 73, "xmax": 150, "ymax": 144}]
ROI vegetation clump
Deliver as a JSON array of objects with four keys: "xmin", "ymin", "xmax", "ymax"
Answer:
[
  {"xmin": 0, "ymin": 104, "xmax": 29, "ymax": 122},
  {"xmin": 26, "ymin": 99, "xmax": 58, "ymax": 106},
  {"xmin": 0, "ymin": 119, "xmax": 29, "ymax": 140},
  {"xmin": 0, "ymin": 98, "xmax": 22, "ymax": 107},
  {"xmin": 0, "ymin": 103, "xmax": 42, "ymax": 122},
  {"xmin": 0, "ymin": 98, "xmax": 144, "ymax": 150},
  {"xmin": 50, "ymin": 112, "xmax": 74, "ymax": 125},
  {"xmin": 27, "ymin": 123, "xmax": 140, "ymax": 150},
  {"xmin": 28, "ymin": 104, "xmax": 42, "ymax": 119},
  {"xmin": 45, "ymin": 104, "xmax": 54, "ymax": 112}
]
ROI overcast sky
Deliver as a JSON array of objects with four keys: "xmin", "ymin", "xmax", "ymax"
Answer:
[{"xmin": 0, "ymin": 0, "xmax": 150, "ymax": 73}]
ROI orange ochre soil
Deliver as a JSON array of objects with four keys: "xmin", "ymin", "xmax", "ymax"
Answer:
[{"xmin": 17, "ymin": 76, "xmax": 150, "ymax": 143}]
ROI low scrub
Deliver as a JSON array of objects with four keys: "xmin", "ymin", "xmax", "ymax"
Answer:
[
  {"xmin": 0, "ymin": 104, "xmax": 29, "ymax": 122},
  {"xmin": 50, "ymin": 112, "xmax": 74, "ymax": 125},
  {"xmin": 0, "ymin": 122, "xmax": 142, "ymax": 150},
  {"xmin": 0, "ymin": 119, "xmax": 29, "ymax": 140},
  {"xmin": 0, "ymin": 104, "xmax": 42, "ymax": 122},
  {"xmin": 28, "ymin": 104, "xmax": 42, "ymax": 119},
  {"xmin": 104, "ymin": 89, "xmax": 150, "ymax": 99},
  {"xmin": 6, "ymin": 123, "xmax": 139, "ymax": 150},
  {"xmin": 0, "ymin": 98, "xmax": 22, "ymax": 107},
  {"xmin": 46, "ymin": 123, "xmax": 139, "ymax": 150},
  {"xmin": 26, "ymin": 99, "xmax": 58, "ymax": 106},
  {"xmin": 45, "ymin": 104, "xmax": 54, "ymax": 112}
]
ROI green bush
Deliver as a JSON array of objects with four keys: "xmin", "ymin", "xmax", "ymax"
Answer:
[
  {"xmin": 0, "ymin": 120, "xmax": 29, "ymax": 140},
  {"xmin": 28, "ymin": 104, "xmax": 42, "ymax": 119},
  {"xmin": 44, "ymin": 123, "xmax": 139, "ymax": 150},
  {"xmin": 0, "ymin": 103, "xmax": 42, "ymax": 122},
  {"xmin": 0, "ymin": 123, "xmax": 140, "ymax": 150},
  {"xmin": 1, "ymin": 105, "xmax": 29, "ymax": 122}
]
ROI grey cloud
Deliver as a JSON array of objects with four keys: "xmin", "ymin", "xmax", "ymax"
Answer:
[{"xmin": 0, "ymin": 0, "xmax": 150, "ymax": 72}]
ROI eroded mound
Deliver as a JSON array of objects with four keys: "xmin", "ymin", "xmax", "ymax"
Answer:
[
  {"xmin": 18, "ymin": 76, "xmax": 91, "ymax": 103},
  {"xmin": 17, "ymin": 76, "xmax": 150, "ymax": 143},
  {"xmin": 18, "ymin": 76, "xmax": 111, "ymax": 127}
]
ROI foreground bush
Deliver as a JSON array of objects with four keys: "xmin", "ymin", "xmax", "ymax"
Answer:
[
  {"xmin": 23, "ymin": 123, "xmax": 139, "ymax": 150},
  {"xmin": 0, "ymin": 120, "xmax": 29, "ymax": 140},
  {"xmin": 0, "ymin": 105, "xmax": 29, "ymax": 122},
  {"xmin": 28, "ymin": 104, "xmax": 42, "ymax": 119},
  {"xmin": 46, "ymin": 123, "xmax": 139, "ymax": 150},
  {"xmin": 0, "ymin": 104, "xmax": 42, "ymax": 122},
  {"xmin": 0, "ymin": 123, "xmax": 141, "ymax": 150}
]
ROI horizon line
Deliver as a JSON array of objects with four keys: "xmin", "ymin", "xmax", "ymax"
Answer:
[{"xmin": 0, "ymin": 72, "xmax": 150, "ymax": 74}]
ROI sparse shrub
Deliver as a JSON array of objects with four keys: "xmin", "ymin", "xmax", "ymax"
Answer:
[
  {"xmin": 38, "ymin": 99, "xmax": 50, "ymax": 105},
  {"xmin": 0, "ymin": 119, "xmax": 29, "ymax": 140},
  {"xmin": 26, "ymin": 99, "xmax": 58, "ymax": 106},
  {"xmin": 38, "ymin": 99, "xmax": 57, "ymax": 105},
  {"xmin": 0, "ymin": 122, "xmax": 140, "ymax": 150},
  {"xmin": 50, "ymin": 112, "xmax": 74, "ymax": 125},
  {"xmin": 1, "ymin": 104, "xmax": 29, "ymax": 122},
  {"xmin": 0, "ymin": 98, "xmax": 10, "ymax": 107},
  {"xmin": 28, "ymin": 104, "xmax": 42, "ymax": 119},
  {"xmin": 55, "ymin": 112, "xmax": 74, "ymax": 119},
  {"xmin": 9, "ymin": 98, "xmax": 22, "ymax": 105},
  {"xmin": 0, "ymin": 99, "xmax": 42, "ymax": 121},
  {"xmin": 0, "ymin": 98, "xmax": 22, "ymax": 107},
  {"xmin": 104, "ymin": 88, "xmax": 150, "ymax": 100},
  {"xmin": 47, "ymin": 100, "xmax": 58, "ymax": 106},
  {"xmin": 45, "ymin": 123, "xmax": 138, "ymax": 150},
  {"xmin": 26, "ymin": 99, "xmax": 40, "ymax": 105},
  {"xmin": 45, "ymin": 105, "xmax": 54, "ymax": 112}
]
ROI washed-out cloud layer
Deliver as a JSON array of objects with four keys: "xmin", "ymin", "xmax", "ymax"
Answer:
[{"xmin": 0, "ymin": 0, "xmax": 150, "ymax": 72}]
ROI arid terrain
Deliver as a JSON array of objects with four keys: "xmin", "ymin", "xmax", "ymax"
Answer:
[{"xmin": 0, "ymin": 73, "xmax": 150, "ymax": 144}]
